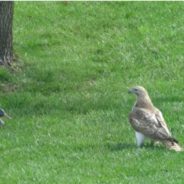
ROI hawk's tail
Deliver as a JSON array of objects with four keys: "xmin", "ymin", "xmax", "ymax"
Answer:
[{"xmin": 164, "ymin": 140, "xmax": 183, "ymax": 152}]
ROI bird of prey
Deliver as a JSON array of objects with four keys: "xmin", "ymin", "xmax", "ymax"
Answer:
[
  {"xmin": 128, "ymin": 86, "xmax": 182, "ymax": 152},
  {"xmin": 0, "ymin": 108, "xmax": 11, "ymax": 127}
]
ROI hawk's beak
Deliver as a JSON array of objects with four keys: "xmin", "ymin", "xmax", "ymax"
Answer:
[{"xmin": 128, "ymin": 88, "xmax": 133, "ymax": 94}]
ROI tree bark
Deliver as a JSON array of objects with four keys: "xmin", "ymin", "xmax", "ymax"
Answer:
[{"xmin": 0, "ymin": 2, "xmax": 14, "ymax": 66}]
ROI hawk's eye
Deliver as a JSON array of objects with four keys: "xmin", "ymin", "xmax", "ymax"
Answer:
[{"xmin": 134, "ymin": 89, "xmax": 138, "ymax": 91}]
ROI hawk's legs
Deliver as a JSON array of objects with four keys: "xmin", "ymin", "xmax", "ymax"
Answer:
[{"xmin": 135, "ymin": 131, "xmax": 145, "ymax": 147}]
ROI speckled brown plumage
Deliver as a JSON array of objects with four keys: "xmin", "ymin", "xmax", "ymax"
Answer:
[{"xmin": 128, "ymin": 86, "xmax": 182, "ymax": 152}]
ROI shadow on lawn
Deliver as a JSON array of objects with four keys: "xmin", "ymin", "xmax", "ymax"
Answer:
[
  {"xmin": 107, "ymin": 142, "xmax": 166, "ymax": 151},
  {"xmin": 106, "ymin": 142, "xmax": 135, "ymax": 151}
]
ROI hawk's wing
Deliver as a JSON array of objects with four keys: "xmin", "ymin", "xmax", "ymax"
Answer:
[
  {"xmin": 154, "ymin": 108, "xmax": 172, "ymax": 137},
  {"xmin": 129, "ymin": 107, "xmax": 173, "ymax": 141}
]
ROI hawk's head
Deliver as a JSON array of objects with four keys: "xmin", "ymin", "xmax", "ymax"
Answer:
[{"xmin": 128, "ymin": 86, "xmax": 148, "ymax": 97}]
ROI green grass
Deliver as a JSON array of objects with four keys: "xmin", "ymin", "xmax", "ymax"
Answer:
[{"xmin": 0, "ymin": 2, "xmax": 184, "ymax": 184}]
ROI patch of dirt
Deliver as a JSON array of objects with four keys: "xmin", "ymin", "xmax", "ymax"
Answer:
[{"xmin": 0, "ymin": 83, "xmax": 19, "ymax": 93}]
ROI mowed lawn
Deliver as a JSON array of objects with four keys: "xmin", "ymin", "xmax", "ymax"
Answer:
[{"xmin": 0, "ymin": 2, "xmax": 184, "ymax": 184}]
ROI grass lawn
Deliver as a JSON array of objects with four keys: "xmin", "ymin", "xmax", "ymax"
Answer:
[{"xmin": 0, "ymin": 2, "xmax": 184, "ymax": 184}]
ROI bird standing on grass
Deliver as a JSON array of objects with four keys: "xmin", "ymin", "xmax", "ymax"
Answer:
[
  {"xmin": 128, "ymin": 86, "xmax": 182, "ymax": 152},
  {"xmin": 0, "ymin": 108, "xmax": 11, "ymax": 127}
]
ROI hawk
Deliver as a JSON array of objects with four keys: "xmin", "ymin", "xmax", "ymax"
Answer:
[{"xmin": 128, "ymin": 86, "xmax": 182, "ymax": 152}]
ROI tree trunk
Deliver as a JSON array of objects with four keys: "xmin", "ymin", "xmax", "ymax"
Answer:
[{"xmin": 0, "ymin": 2, "xmax": 14, "ymax": 66}]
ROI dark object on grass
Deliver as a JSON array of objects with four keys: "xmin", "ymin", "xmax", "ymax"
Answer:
[
  {"xmin": 0, "ymin": 108, "xmax": 11, "ymax": 119},
  {"xmin": 0, "ymin": 109, "xmax": 12, "ymax": 127}
]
